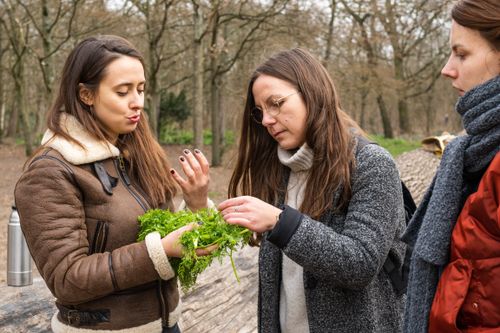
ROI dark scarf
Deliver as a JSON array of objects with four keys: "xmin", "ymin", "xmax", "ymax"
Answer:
[{"xmin": 402, "ymin": 75, "xmax": 500, "ymax": 333}]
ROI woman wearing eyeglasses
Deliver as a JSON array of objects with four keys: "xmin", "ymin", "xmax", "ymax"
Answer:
[{"xmin": 218, "ymin": 48, "xmax": 406, "ymax": 332}]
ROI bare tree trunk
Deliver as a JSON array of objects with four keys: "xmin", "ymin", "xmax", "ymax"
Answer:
[
  {"xmin": 218, "ymin": 24, "xmax": 228, "ymax": 159},
  {"xmin": 322, "ymin": 0, "xmax": 337, "ymax": 67},
  {"xmin": 376, "ymin": 94, "xmax": 393, "ymax": 138},
  {"xmin": 217, "ymin": 74, "xmax": 224, "ymax": 156},
  {"xmin": 14, "ymin": 56, "xmax": 33, "ymax": 155},
  {"xmin": 359, "ymin": 78, "xmax": 368, "ymax": 129},
  {"xmin": 0, "ymin": 24, "xmax": 4, "ymax": 141},
  {"xmin": 394, "ymin": 57, "xmax": 410, "ymax": 133},
  {"xmin": 210, "ymin": 76, "xmax": 221, "ymax": 165},
  {"xmin": 148, "ymin": 68, "xmax": 160, "ymax": 137},
  {"xmin": 37, "ymin": 0, "xmax": 54, "ymax": 133},
  {"xmin": 192, "ymin": 1, "xmax": 204, "ymax": 149},
  {"xmin": 209, "ymin": 1, "xmax": 223, "ymax": 166},
  {"xmin": 425, "ymin": 94, "xmax": 434, "ymax": 136},
  {"xmin": 5, "ymin": 99, "xmax": 17, "ymax": 138}
]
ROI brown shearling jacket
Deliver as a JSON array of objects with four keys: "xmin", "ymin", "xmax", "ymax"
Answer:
[{"xmin": 14, "ymin": 115, "xmax": 180, "ymax": 332}]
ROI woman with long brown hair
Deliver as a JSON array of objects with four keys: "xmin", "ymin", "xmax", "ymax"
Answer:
[
  {"xmin": 402, "ymin": 0, "xmax": 500, "ymax": 332},
  {"xmin": 14, "ymin": 35, "xmax": 213, "ymax": 332},
  {"xmin": 218, "ymin": 48, "xmax": 406, "ymax": 332}
]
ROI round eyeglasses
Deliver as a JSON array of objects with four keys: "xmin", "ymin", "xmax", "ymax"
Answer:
[{"xmin": 250, "ymin": 91, "xmax": 300, "ymax": 124}]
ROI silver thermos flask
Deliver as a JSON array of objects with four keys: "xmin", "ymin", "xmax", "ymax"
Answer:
[{"xmin": 7, "ymin": 205, "xmax": 32, "ymax": 286}]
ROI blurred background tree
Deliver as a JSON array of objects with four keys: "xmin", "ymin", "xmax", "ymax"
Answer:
[
  {"xmin": 160, "ymin": 89, "xmax": 190, "ymax": 129},
  {"xmin": 0, "ymin": 0, "xmax": 459, "ymax": 165}
]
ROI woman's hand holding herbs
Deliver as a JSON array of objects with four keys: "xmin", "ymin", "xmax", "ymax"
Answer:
[
  {"xmin": 170, "ymin": 148, "xmax": 210, "ymax": 211},
  {"xmin": 219, "ymin": 196, "xmax": 283, "ymax": 233},
  {"xmin": 138, "ymin": 208, "xmax": 251, "ymax": 290},
  {"xmin": 162, "ymin": 223, "xmax": 217, "ymax": 257}
]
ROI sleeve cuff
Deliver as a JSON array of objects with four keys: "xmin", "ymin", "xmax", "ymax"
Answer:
[
  {"xmin": 176, "ymin": 198, "xmax": 216, "ymax": 212},
  {"xmin": 266, "ymin": 205, "xmax": 303, "ymax": 249},
  {"xmin": 145, "ymin": 231, "xmax": 175, "ymax": 280}
]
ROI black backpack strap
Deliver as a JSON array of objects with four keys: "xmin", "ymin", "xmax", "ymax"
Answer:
[
  {"xmin": 383, "ymin": 252, "xmax": 405, "ymax": 296},
  {"xmin": 401, "ymin": 182, "xmax": 416, "ymax": 217}
]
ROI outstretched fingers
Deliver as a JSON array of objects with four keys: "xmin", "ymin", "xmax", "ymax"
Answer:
[{"xmin": 170, "ymin": 148, "xmax": 210, "ymax": 210}]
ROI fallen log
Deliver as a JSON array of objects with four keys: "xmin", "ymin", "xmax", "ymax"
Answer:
[{"xmin": 0, "ymin": 246, "xmax": 260, "ymax": 333}]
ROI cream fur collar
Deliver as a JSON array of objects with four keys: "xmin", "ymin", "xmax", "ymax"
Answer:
[{"xmin": 41, "ymin": 113, "xmax": 120, "ymax": 165}]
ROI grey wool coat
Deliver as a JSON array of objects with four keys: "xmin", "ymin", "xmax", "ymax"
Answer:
[{"xmin": 259, "ymin": 142, "xmax": 406, "ymax": 333}]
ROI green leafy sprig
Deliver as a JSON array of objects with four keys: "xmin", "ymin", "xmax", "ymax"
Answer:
[{"xmin": 137, "ymin": 208, "xmax": 251, "ymax": 291}]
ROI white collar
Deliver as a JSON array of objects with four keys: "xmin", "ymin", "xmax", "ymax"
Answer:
[
  {"xmin": 41, "ymin": 113, "xmax": 120, "ymax": 165},
  {"xmin": 277, "ymin": 143, "xmax": 314, "ymax": 172}
]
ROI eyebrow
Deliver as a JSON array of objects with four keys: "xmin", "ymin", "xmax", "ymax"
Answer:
[
  {"xmin": 265, "ymin": 94, "xmax": 283, "ymax": 103},
  {"xmin": 451, "ymin": 43, "xmax": 465, "ymax": 52},
  {"xmin": 113, "ymin": 81, "xmax": 146, "ymax": 89}
]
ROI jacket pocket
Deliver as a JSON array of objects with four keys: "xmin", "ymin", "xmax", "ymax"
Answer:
[{"xmin": 89, "ymin": 221, "xmax": 109, "ymax": 254}]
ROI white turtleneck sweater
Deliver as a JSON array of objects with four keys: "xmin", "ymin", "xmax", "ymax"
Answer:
[{"xmin": 277, "ymin": 143, "xmax": 314, "ymax": 333}]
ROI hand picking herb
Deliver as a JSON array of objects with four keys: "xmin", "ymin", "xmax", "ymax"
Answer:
[{"xmin": 137, "ymin": 208, "xmax": 251, "ymax": 291}]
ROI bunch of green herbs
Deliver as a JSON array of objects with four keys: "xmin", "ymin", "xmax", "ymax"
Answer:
[{"xmin": 137, "ymin": 208, "xmax": 251, "ymax": 291}]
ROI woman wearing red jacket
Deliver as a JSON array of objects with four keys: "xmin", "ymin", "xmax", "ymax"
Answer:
[
  {"xmin": 429, "ymin": 154, "xmax": 500, "ymax": 332},
  {"xmin": 402, "ymin": 0, "xmax": 499, "ymax": 332}
]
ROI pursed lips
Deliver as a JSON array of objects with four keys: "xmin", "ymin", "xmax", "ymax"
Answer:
[{"xmin": 127, "ymin": 113, "xmax": 141, "ymax": 123}]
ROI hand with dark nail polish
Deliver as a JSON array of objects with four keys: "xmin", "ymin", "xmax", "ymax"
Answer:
[{"xmin": 169, "ymin": 148, "xmax": 210, "ymax": 211}]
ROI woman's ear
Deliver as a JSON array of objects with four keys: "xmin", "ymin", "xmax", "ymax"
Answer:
[{"xmin": 79, "ymin": 83, "xmax": 94, "ymax": 106}]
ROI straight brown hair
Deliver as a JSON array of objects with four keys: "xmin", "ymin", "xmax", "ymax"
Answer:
[
  {"xmin": 452, "ymin": 0, "xmax": 500, "ymax": 50},
  {"xmin": 229, "ymin": 48, "xmax": 363, "ymax": 219},
  {"xmin": 45, "ymin": 35, "xmax": 177, "ymax": 207}
]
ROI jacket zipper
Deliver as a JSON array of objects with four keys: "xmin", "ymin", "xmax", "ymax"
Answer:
[
  {"xmin": 116, "ymin": 155, "xmax": 166, "ymax": 324},
  {"xmin": 114, "ymin": 156, "xmax": 150, "ymax": 212}
]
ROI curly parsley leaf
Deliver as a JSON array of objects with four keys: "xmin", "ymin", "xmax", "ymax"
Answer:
[{"xmin": 137, "ymin": 208, "xmax": 251, "ymax": 291}]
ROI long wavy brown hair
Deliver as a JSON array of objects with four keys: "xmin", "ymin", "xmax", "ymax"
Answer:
[
  {"xmin": 229, "ymin": 48, "xmax": 363, "ymax": 219},
  {"xmin": 45, "ymin": 35, "xmax": 177, "ymax": 207}
]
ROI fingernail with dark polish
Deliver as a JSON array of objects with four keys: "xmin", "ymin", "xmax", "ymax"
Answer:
[
  {"xmin": 179, "ymin": 156, "xmax": 185, "ymax": 162},
  {"xmin": 194, "ymin": 149, "xmax": 200, "ymax": 154},
  {"xmin": 183, "ymin": 149, "xmax": 190, "ymax": 154},
  {"xmin": 170, "ymin": 169, "xmax": 175, "ymax": 174},
  {"xmin": 197, "ymin": 221, "xmax": 203, "ymax": 225}
]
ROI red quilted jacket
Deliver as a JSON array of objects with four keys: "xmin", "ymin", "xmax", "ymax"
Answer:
[{"xmin": 429, "ymin": 152, "xmax": 500, "ymax": 333}]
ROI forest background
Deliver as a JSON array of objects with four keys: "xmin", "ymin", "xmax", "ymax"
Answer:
[
  {"xmin": 0, "ymin": 0, "xmax": 461, "ymax": 167},
  {"xmin": 0, "ymin": 2, "xmax": 461, "ymax": 330}
]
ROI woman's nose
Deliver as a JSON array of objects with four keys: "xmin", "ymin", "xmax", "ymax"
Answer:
[
  {"xmin": 441, "ymin": 56, "xmax": 457, "ymax": 79},
  {"xmin": 261, "ymin": 110, "xmax": 276, "ymax": 127},
  {"xmin": 130, "ymin": 92, "xmax": 144, "ymax": 110}
]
